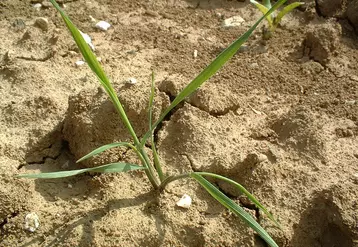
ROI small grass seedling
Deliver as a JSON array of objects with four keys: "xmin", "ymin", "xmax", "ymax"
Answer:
[
  {"xmin": 250, "ymin": 0, "xmax": 304, "ymax": 39},
  {"xmin": 18, "ymin": 1, "xmax": 287, "ymax": 246}
]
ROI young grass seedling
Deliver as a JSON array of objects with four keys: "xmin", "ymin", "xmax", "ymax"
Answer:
[
  {"xmin": 250, "ymin": 0, "xmax": 304, "ymax": 39},
  {"xmin": 18, "ymin": 1, "xmax": 287, "ymax": 246}
]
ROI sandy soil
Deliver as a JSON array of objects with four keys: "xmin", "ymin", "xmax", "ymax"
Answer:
[{"xmin": 1, "ymin": 0, "xmax": 358, "ymax": 246}]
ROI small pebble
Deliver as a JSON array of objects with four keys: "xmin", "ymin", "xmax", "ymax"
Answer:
[
  {"xmin": 67, "ymin": 184, "xmax": 73, "ymax": 188},
  {"xmin": 68, "ymin": 51, "xmax": 78, "ymax": 57},
  {"xmin": 24, "ymin": 213, "xmax": 40, "ymax": 233},
  {"xmin": 249, "ymin": 63, "xmax": 259, "ymax": 69},
  {"xmin": 33, "ymin": 3, "xmax": 42, "ymax": 9},
  {"xmin": 41, "ymin": 1, "xmax": 52, "ymax": 8},
  {"xmin": 80, "ymin": 31, "xmax": 91, "ymax": 44},
  {"xmin": 257, "ymin": 153, "xmax": 268, "ymax": 163},
  {"xmin": 80, "ymin": 31, "xmax": 95, "ymax": 51},
  {"xmin": 193, "ymin": 50, "xmax": 198, "ymax": 58},
  {"xmin": 350, "ymin": 75, "xmax": 358, "ymax": 82},
  {"xmin": 34, "ymin": 17, "xmax": 49, "ymax": 31},
  {"xmin": 89, "ymin": 15, "xmax": 96, "ymax": 23},
  {"xmin": 176, "ymin": 194, "xmax": 192, "ymax": 209},
  {"xmin": 352, "ymin": 173, "xmax": 358, "ymax": 184},
  {"xmin": 75, "ymin": 60, "xmax": 85, "ymax": 67},
  {"xmin": 127, "ymin": 77, "xmax": 137, "ymax": 85},
  {"xmin": 223, "ymin": 16, "xmax": 245, "ymax": 27},
  {"xmin": 95, "ymin": 21, "xmax": 111, "ymax": 31}
]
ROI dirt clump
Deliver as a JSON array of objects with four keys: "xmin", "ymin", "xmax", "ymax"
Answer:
[{"xmin": 304, "ymin": 22, "xmax": 341, "ymax": 65}]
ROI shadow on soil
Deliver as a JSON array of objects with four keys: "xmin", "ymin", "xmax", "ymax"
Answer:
[
  {"xmin": 19, "ymin": 191, "xmax": 166, "ymax": 247},
  {"xmin": 291, "ymin": 190, "xmax": 354, "ymax": 247}
]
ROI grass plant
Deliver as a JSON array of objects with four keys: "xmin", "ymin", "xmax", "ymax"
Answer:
[
  {"xmin": 18, "ymin": 1, "xmax": 288, "ymax": 246},
  {"xmin": 250, "ymin": 0, "xmax": 304, "ymax": 39}
]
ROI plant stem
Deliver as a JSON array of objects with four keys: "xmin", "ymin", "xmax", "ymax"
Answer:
[
  {"xmin": 110, "ymin": 92, "xmax": 160, "ymax": 188},
  {"xmin": 158, "ymin": 173, "xmax": 191, "ymax": 191},
  {"xmin": 139, "ymin": 148, "xmax": 160, "ymax": 189}
]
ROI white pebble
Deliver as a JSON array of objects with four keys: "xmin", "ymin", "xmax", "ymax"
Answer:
[
  {"xmin": 80, "ymin": 31, "xmax": 95, "ymax": 51},
  {"xmin": 249, "ymin": 62, "xmax": 259, "ymax": 69},
  {"xmin": 67, "ymin": 183, "xmax": 73, "ymax": 188},
  {"xmin": 193, "ymin": 50, "xmax": 198, "ymax": 58},
  {"xmin": 95, "ymin": 21, "xmax": 111, "ymax": 31},
  {"xmin": 33, "ymin": 3, "xmax": 42, "ymax": 9},
  {"xmin": 24, "ymin": 212, "xmax": 40, "ymax": 232},
  {"xmin": 80, "ymin": 31, "xmax": 91, "ymax": 44},
  {"xmin": 127, "ymin": 77, "xmax": 137, "ymax": 85},
  {"xmin": 223, "ymin": 16, "xmax": 245, "ymax": 27},
  {"xmin": 176, "ymin": 194, "xmax": 192, "ymax": 209},
  {"xmin": 75, "ymin": 60, "xmax": 85, "ymax": 67}
]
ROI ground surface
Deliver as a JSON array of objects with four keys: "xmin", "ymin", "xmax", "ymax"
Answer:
[{"xmin": 1, "ymin": 0, "xmax": 358, "ymax": 246}]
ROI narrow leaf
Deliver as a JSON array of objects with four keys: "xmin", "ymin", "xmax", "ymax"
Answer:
[
  {"xmin": 76, "ymin": 142, "xmax": 136, "ymax": 163},
  {"xmin": 194, "ymin": 172, "xmax": 281, "ymax": 228},
  {"xmin": 140, "ymin": 0, "xmax": 287, "ymax": 144},
  {"xmin": 191, "ymin": 174, "xmax": 278, "ymax": 247},
  {"xmin": 263, "ymin": 0, "xmax": 272, "ymax": 8},
  {"xmin": 49, "ymin": 0, "xmax": 141, "ymax": 153},
  {"xmin": 250, "ymin": 0, "xmax": 273, "ymax": 27},
  {"xmin": 17, "ymin": 163, "xmax": 145, "ymax": 179},
  {"xmin": 274, "ymin": 2, "xmax": 304, "ymax": 26},
  {"xmin": 49, "ymin": 0, "xmax": 111, "ymax": 91}
]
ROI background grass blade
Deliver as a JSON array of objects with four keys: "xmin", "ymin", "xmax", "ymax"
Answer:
[
  {"xmin": 17, "ymin": 163, "xmax": 146, "ymax": 179},
  {"xmin": 148, "ymin": 72, "xmax": 164, "ymax": 181},
  {"xmin": 140, "ymin": 0, "xmax": 287, "ymax": 144},
  {"xmin": 76, "ymin": 142, "xmax": 136, "ymax": 163},
  {"xmin": 274, "ymin": 2, "xmax": 304, "ymax": 26},
  {"xmin": 194, "ymin": 172, "xmax": 281, "ymax": 228},
  {"xmin": 190, "ymin": 174, "xmax": 279, "ymax": 247}
]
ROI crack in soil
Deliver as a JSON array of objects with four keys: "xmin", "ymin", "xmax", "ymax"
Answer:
[
  {"xmin": 18, "ymin": 140, "xmax": 71, "ymax": 169},
  {"xmin": 0, "ymin": 211, "xmax": 19, "ymax": 233},
  {"xmin": 15, "ymin": 52, "xmax": 54, "ymax": 62},
  {"xmin": 180, "ymin": 153, "xmax": 198, "ymax": 172}
]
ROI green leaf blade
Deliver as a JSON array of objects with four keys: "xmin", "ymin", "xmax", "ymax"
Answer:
[
  {"xmin": 48, "ymin": 0, "xmax": 111, "ymax": 91},
  {"xmin": 191, "ymin": 173, "xmax": 279, "ymax": 247},
  {"xmin": 76, "ymin": 142, "xmax": 135, "ymax": 163},
  {"xmin": 48, "ymin": 1, "xmax": 143, "ymax": 161},
  {"xmin": 263, "ymin": 0, "xmax": 272, "ymax": 9},
  {"xmin": 140, "ymin": 0, "xmax": 287, "ymax": 144},
  {"xmin": 194, "ymin": 172, "xmax": 281, "ymax": 229},
  {"xmin": 17, "ymin": 163, "xmax": 145, "ymax": 179},
  {"xmin": 250, "ymin": 0, "xmax": 273, "ymax": 27},
  {"xmin": 275, "ymin": 2, "xmax": 304, "ymax": 26}
]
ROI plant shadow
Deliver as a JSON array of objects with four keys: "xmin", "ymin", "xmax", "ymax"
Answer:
[{"xmin": 19, "ymin": 191, "xmax": 167, "ymax": 247}]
